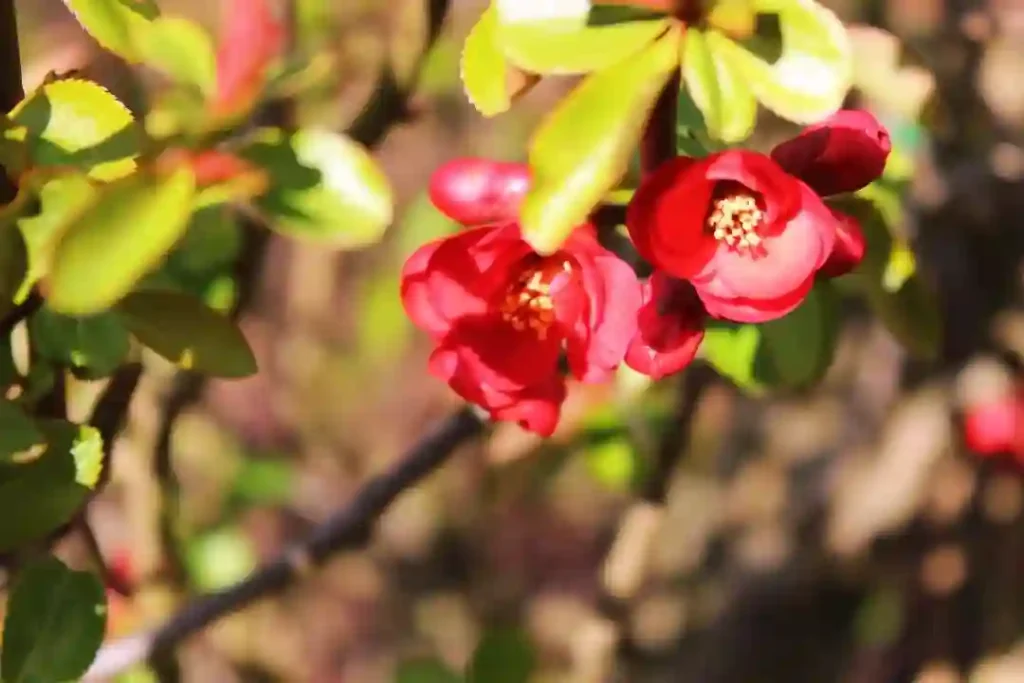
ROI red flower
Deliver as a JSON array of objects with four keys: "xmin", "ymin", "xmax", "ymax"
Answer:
[
  {"xmin": 626, "ymin": 110, "xmax": 891, "ymax": 326},
  {"xmin": 625, "ymin": 272, "xmax": 706, "ymax": 380},
  {"xmin": 963, "ymin": 389, "xmax": 1024, "ymax": 462},
  {"xmin": 402, "ymin": 160, "xmax": 641, "ymax": 436}
]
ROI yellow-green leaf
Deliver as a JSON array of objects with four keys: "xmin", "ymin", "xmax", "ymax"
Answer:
[
  {"xmin": 715, "ymin": 0, "xmax": 851, "ymax": 124},
  {"xmin": 241, "ymin": 128, "xmax": 393, "ymax": 248},
  {"xmin": 8, "ymin": 79, "xmax": 138, "ymax": 181},
  {"xmin": 461, "ymin": 5, "xmax": 514, "ymax": 117},
  {"xmin": 681, "ymin": 28, "xmax": 757, "ymax": 143},
  {"xmin": 0, "ymin": 222, "xmax": 28, "ymax": 319},
  {"xmin": 62, "ymin": 0, "xmax": 160, "ymax": 63},
  {"xmin": 495, "ymin": 2, "xmax": 670, "ymax": 75},
  {"xmin": 17, "ymin": 176, "xmax": 97, "ymax": 300},
  {"xmin": 46, "ymin": 166, "xmax": 197, "ymax": 316},
  {"xmin": 521, "ymin": 27, "xmax": 681, "ymax": 254},
  {"xmin": 115, "ymin": 289, "xmax": 257, "ymax": 377},
  {"xmin": 138, "ymin": 16, "xmax": 217, "ymax": 95}
]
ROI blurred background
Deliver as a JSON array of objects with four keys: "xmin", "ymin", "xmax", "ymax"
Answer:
[{"xmin": 13, "ymin": 0, "xmax": 1024, "ymax": 681}]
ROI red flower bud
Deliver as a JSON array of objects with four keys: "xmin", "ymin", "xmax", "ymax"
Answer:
[
  {"xmin": 625, "ymin": 273, "xmax": 706, "ymax": 380},
  {"xmin": 770, "ymin": 110, "xmax": 891, "ymax": 197},
  {"xmin": 428, "ymin": 158, "xmax": 531, "ymax": 227},
  {"xmin": 963, "ymin": 397, "xmax": 1019, "ymax": 456},
  {"xmin": 819, "ymin": 209, "xmax": 866, "ymax": 278},
  {"xmin": 211, "ymin": 0, "xmax": 284, "ymax": 117}
]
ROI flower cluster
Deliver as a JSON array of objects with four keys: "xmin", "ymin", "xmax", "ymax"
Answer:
[{"xmin": 401, "ymin": 111, "xmax": 891, "ymax": 434}]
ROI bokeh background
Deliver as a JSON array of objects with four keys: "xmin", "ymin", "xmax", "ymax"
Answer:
[{"xmin": 12, "ymin": 0, "xmax": 1024, "ymax": 681}]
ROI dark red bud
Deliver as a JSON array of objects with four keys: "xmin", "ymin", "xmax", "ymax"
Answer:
[{"xmin": 819, "ymin": 209, "xmax": 866, "ymax": 278}]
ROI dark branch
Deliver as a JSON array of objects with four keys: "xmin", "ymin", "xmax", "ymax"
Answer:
[{"xmin": 86, "ymin": 408, "xmax": 484, "ymax": 679}]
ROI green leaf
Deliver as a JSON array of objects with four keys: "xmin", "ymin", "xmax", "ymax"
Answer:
[
  {"xmin": 46, "ymin": 165, "xmax": 197, "ymax": 316},
  {"xmin": 115, "ymin": 289, "xmax": 257, "ymax": 377},
  {"xmin": 831, "ymin": 194, "xmax": 941, "ymax": 360},
  {"xmin": 167, "ymin": 204, "xmax": 242, "ymax": 279},
  {"xmin": 494, "ymin": 1, "xmax": 669, "ymax": 75},
  {"xmin": 8, "ymin": 79, "xmax": 138, "ymax": 181},
  {"xmin": 461, "ymin": 5, "xmax": 514, "ymax": 117},
  {"xmin": 0, "ymin": 557, "xmax": 106, "ymax": 683},
  {"xmin": 466, "ymin": 628, "xmax": 535, "ymax": 683},
  {"xmin": 17, "ymin": 175, "xmax": 97, "ymax": 299},
  {"xmin": 397, "ymin": 659, "xmax": 463, "ymax": 683},
  {"xmin": 714, "ymin": 0, "xmax": 851, "ymax": 124},
  {"xmin": 521, "ymin": 27, "xmax": 681, "ymax": 254},
  {"xmin": 757, "ymin": 280, "xmax": 840, "ymax": 387},
  {"xmin": 681, "ymin": 28, "xmax": 757, "ymax": 143},
  {"xmin": 0, "ymin": 221, "xmax": 29, "ymax": 318},
  {"xmin": 0, "ymin": 420, "xmax": 104, "ymax": 552},
  {"xmin": 62, "ymin": 0, "xmax": 160, "ymax": 63},
  {"xmin": 138, "ymin": 16, "xmax": 217, "ymax": 95},
  {"xmin": 241, "ymin": 128, "xmax": 394, "ymax": 248},
  {"xmin": 0, "ymin": 400, "xmax": 45, "ymax": 463},
  {"xmin": 700, "ymin": 323, "xmax": 767, "ymax": 393},
  {"xmin": 186, "ymin": 527, "xmax": 257, "ymax": 592},
  {"xmin": 29, "ymin": 306, "xmax": 131, "ymax": 379}
]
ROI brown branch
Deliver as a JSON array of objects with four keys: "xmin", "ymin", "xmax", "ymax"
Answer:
[{"xmin": 84, "ymin": 407, "xmax": 484, "ymax": 681}]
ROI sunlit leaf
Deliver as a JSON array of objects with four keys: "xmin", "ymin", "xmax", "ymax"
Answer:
[
  {"xmin": 29, "ymin": 306, "xmax": 130, "ymax": 379},
  {"xmin": 461, "ymin": 5, "xmax": 528, "ymax": 117},
  {"xmin": 45, "ymin": 165, "xmax": 197, "ymax": 315},
  {"xmin": 186, "ymin": 527, "xmax": 257, "ymax": 592},
  {"xmin": 681, "ymin": 28, "xmax": 757, "ymax": 143},
  {"xmin": 521, "ymin": 27, "xmax": 681, "ymax": 253},
  {"xmin": 241, "ymin": 127, "xmax": 393, "ymax": 248},
  {"xmin": 61, "ymin": 0, "xmax": 160, "ymax": 63},
  {"xmin": 8, "ymin": 79, "xmax": 138, "ymax": 180},
  {"xmin": 494, "ymin": 0, "xmax": 669, "ymax": 75},
  {"xmin": 1, "ymin": 557, "xmax": 106, "ymax": 683},
  {"xmin": 16, "ymin": 175, "xmax": 97, "ymax": 299},
  {"xmin": 714, "ymin": 0, "xmax": 852, "ymax": 124},
  {"xmin": 115, "ymin": 289, "xmax": 257, "ymax": 377},
  {"xmin": 138, "ymin": 16, "xmax": 217, "ymax": 95},
  {"xmin": 700, "ymin": 323, "xmax": 766, "ymax": 393},
  {"xmin": 0, "ymin": 400, "xmax": 44, "ymax": 463}
]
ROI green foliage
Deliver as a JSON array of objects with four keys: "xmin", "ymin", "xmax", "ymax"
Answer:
[
  {"xmin": 0, "ymin": 557, "xmax": 107, "ymax": 683},
  {"xmin": 493, "ymin": 1, "xmax": 670, "ymax": 75},
  {"xmin": 460, "ymin": 5, "xmax": 514, "ymax": 117},
  {"xmin": 0, "ymin": 420, "xmax": 104, "ymax": 553},
  {"xmin": 138, "ymin": 16, "xmax": 217, "ymax": 96},
  {"xmin": 61, "ymin": 0, "xmax": 160, "ymax": 63},
  {"xmin": 0, "ymin": 219, "xmax": 29, "ymax": 318},
  {"xmin": 396, "ymin": 660, "xmax": 463, "ymax": 683},
  {"xmin": 46, "ymin": 165, "xmax": 197, "ymax": 315},
  {"xmin": 700, "ymin": 283, "xmax": 840, "ymax": 392},
  {"xmin": 115, "ymin": 289, "xmax": 257, "ymax": 377},
  {"xmin": 7, "ymin": 78, "xmax": 138, "ymax": 181},
  {"xmin": 681, "ymin": 27, "xmax": 757, "ymax": 143},
  {"xmin": 186, "ymin": 527, "xmax": 258, "ymax": 592},
  {"xmin": 29, "ymin": 306, "xmax": 131, "ymax": 379},
  {"xmin": 0, "ymin": 400, "xmax": 45, "ymax": 463},
  {"xmin": 466, "ymin": 628, "xmax": 536, "ymax": 683},
  {"xmin": 520, "ymin": 28, "xmax": 680, "ymax": 253},
  {"xmin": 240, "ymin": 127, "xmax": 394, "ymax": 247}
]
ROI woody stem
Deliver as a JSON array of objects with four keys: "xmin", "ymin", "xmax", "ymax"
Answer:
[{"xmin": 639, "ymin": 70, "xmax": 680, "ymax": 178}]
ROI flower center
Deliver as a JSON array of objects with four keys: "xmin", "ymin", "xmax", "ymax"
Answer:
[
  {"xmin": 499, "ymin": 258, "xmax": 574, "ymax": 340},
  {"xmin": 706, "ymin": 192, "xmax": 764, "ymax": 251}
]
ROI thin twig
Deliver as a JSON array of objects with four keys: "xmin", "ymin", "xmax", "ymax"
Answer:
[{"xmin": 85, "ymin": 407, "xmax": 484, "ymax": 681}]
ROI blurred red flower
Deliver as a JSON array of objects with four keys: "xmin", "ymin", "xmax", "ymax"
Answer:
[
  {"xmin": 402, "ymin": 160, "xmax": 641, "ymax": 435},
  {"xmin": 963, "ymin": 392, "xmax": 1024, "ymax": 459},
  {"xmin": 211, "ymin": 0, "xmax": 284, "ymax": 117},
  {"xmin": 625, "ymin": 272, "xmax": 706, "ymax": 380}
]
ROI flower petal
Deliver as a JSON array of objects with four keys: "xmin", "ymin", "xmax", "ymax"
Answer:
[
  {"xmin": 429, "ymin": 158, "xmax": 532, "ymax": 226},
  {"xmin": 698, "ymin": 274, "xmax": 814, "ymax": 323},
  {"xmin": 696, "ymin": 182, "xmax": 836, "ymax": 301},
  {"xmin": 439, "ymin": 316, "xmax": 562, "ymax": 393},
  {"xmin": 625, "ymin": 273, "xmax": 706, "ymax": 380},
  {"xmin": 704, "ymin": 150, "xmax": 801, "ymax": 228},
  {"xmin": 820, "ymin": 208, "xmax": 866, "ymax": 277},
  {"xmin": 492, "ymin": 378, "xmax": 567, "ymax": 437},
  {"xmin": 770, "ymin": 109, "xmax": 891, "ymax": 197},
  {"xmin": 626, "ymin": 156, "xmax": 718, "ymax": 279}
]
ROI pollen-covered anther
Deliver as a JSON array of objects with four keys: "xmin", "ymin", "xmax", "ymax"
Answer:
[
  {"xmin": 499, "ymin": 260, "xmax": 572, "ymax": 340},
  {"xmin": 707, "ymin": 193, "xmax": 764, "ymax": 251}
]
